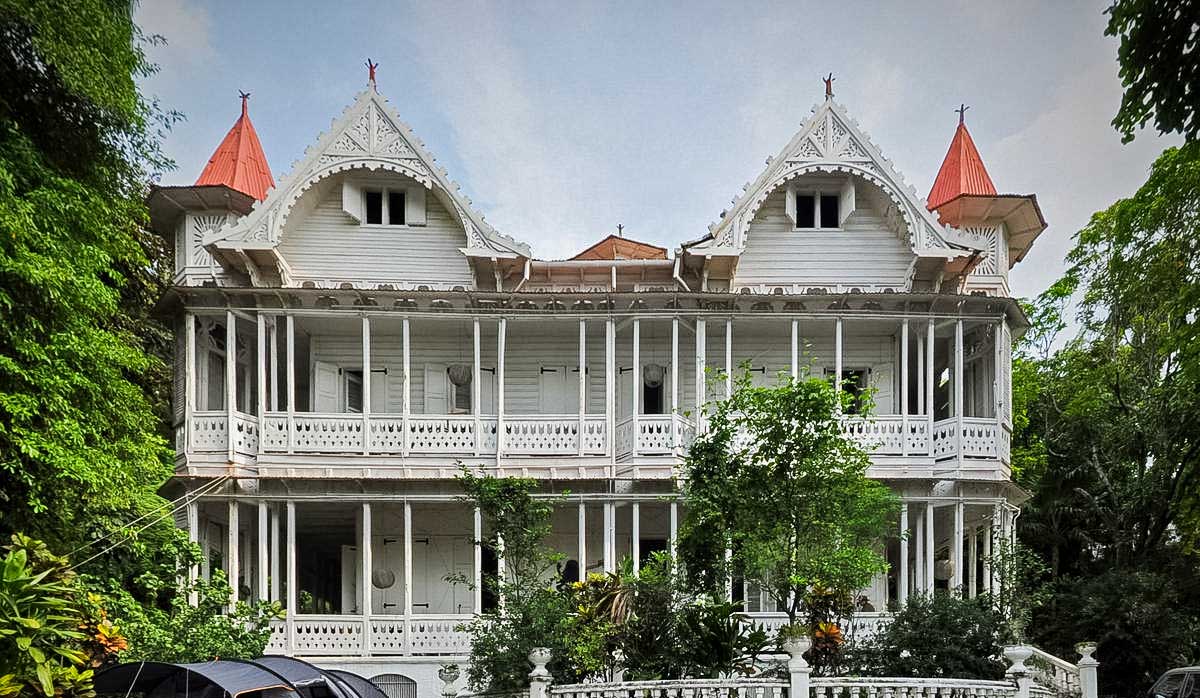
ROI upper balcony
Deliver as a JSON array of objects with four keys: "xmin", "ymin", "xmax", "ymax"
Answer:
[{"xmin": 176, "ymin": 301, "xmax": 1013, "ymax": 480}]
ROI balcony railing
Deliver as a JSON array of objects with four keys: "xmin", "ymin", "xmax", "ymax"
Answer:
[
  {"xmin": 188, "ymin": 411, "xmax": 1009, "ymax": 465},
  {"xmin": 264, "ymin": 613, "xmax": 475, "ymax": 656}
]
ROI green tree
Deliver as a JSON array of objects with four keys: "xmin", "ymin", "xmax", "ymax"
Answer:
[
  {"xmin": 1106, "ymin": 0, "xmax": 1200, "ymax": 142},
  {"xmin": 678, "ymin": 370, "xmax": 899, "ymax": 634},
  {"xmin": 0, "ymin": 0, "xmax": 177, "ymax": 564}
]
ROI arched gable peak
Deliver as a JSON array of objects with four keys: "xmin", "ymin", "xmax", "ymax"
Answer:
[
  {"xmin": 697, "ymin": 99, "xmax": 982, "ymax": 257},
  {"xmin": 204, "ymin": 88, "xmax": 529, "ymax": 258}
]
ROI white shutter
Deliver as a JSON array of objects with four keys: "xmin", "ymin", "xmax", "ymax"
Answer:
[
  {"xmin": 313, "ymin": 361, "xmax": 340, "ymax": 413},
  {"xmin": 370, "ymin": 370, "xmax": 389, "ymax": 413},
  {"xmin": 784, "ymin": 183, "xmax": 797, "ymax": 225},
  {"xmin": 480, "ymin": 370, "xmax": 496, "ymax": 415},
  {"xmin": 342, "ymin": 180, "xmax": 364, "ymax": 222},
  {"xmin": 424, "ymin": 363, "xmax": 448, "ymax": 414},
  {"xmin": 869, "ymin": 362, "xmax": 894, "ymax": 414},
  {"xmin": 839, "ymin": 178, "xmax": 856, "ymax": 227},
  {"xmin": 405, "ymin": 186, "xmax": 427, "ymax": 226},
  {"xmin": 539, "ymin": 367, "xmax": 577, "ymax": 414},
  {"xmin": 999, "ymin": 322, "xmax": 1012, "ymax": 427},
  {"xmin": 341, "ymin": 545, "xmax": 361, "ymax": 613}
]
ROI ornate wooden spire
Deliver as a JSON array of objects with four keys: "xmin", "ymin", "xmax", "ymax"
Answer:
[
  {"xmin": 195, "ymin": 92, "xmax": 274, "ymax": 201},
  {"xmin": 927, "ymin": 107, "xmax": 995, "ymax": 211}
]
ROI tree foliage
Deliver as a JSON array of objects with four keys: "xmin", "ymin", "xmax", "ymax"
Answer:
[
  {"xmin": 678, "ymin": 370, "xmax": 899, "ymax": 634},
  {"xmin": 1106, "ymin": 0, "xmax": 1200, "ymax": 142}
]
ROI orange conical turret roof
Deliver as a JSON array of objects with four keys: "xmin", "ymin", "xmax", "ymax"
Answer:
[
  {"xmin": 195, "ymin": 92, "xmax": 274, "ymax": 201},
  {"xmin": 927, "ymin": 106, "xmax": 995, "ymax": 211}
]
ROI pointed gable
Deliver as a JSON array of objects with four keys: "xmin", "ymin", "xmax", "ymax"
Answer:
[
  {"xmin": 926, "ymin": 116, "xmax": 996, "ymax": 211},
  {"xmin": 572, "ymin": 235, "xmax": 667, "ymax": 260},
  {"xmin": 196, "ymin": 95, "xmax": 274, "ymax": 201}
]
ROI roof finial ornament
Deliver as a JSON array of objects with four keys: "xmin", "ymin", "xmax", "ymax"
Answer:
[
  {"xmin": 617, "ymin": 223, "xmax": 624, "ymax": 238},
  {"xmin": 238, "ymin": 90, "xmax": 250, "ymax": 116},
  {"xmin": 824, "ymin": 73, "xmax": 835, "ymax": 100},
  {"xmin": 956, "ymin": 103, "xmax": 969, "ymax": 125},
  {"xmin": 366, "ymin": 59, "xmax": 379, "ymax": 89}
]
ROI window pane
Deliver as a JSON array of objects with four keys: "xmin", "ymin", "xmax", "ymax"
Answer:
[
  {"xmin": 365, "ymin": 191, "xmax": 383, "ymax": 224},
  {"xmin": 345, "ymin": 370, "xmax": 363, "ymax": 413},
  {"xmin": 388, "ymin": 191, "xmax": 406, "ymax": 225},
  {"xmin": 820, "ymin": 194, "xmax": 839, "ymax": 228},
  {"xmin": 796, "ymin": 194, "xmax": 815, "ymax": 228},
  {"xmin": 453, "ymin": 381, "xmax": 472, "ymax": 413},
  {"xmin": 643, "ymin": 383, "xmax": 664, "ymax": 414}
]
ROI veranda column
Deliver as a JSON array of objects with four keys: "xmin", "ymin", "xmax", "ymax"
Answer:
[
  {"xmin": 791, "ymin": 318, "xmax": 799, "ymax": 379},
  {"xmin": 578, "ymin": 319, "xmax": 587, "ymax": 456},
  {"xmin": 187, "ymin": 498, "xmax": 199, "ymax": 604},
  {"xmin": 403, "ymin": 501, "xmax": 413, "ymax": 654},
  {"xmin": 269, "ymin": 318, "xmax": 279, "ymax": 411},
  {"xmin": 632, "ymin": 502, "xmax": 641, "ymax": 573},
  {"xmin": 286, "ymin": 500, "xmax": 296, "ymax": 654},
  {"xmin": 362, "ymin": 317, "xmax": 371, "ymax": 456},
  {"xmin": 257, "ymin": 314, "xmax": 267, "ymax": 425},
  {"xmin": 899, "ymin": 503, "xmax": 910, "ymax": 602},
  {"xmin": 901, "ymin": 320, "xmax": 910, "ymax": 456},
  {"xmin": 985, "ymin": 503, "xmax": 998, "ymax": 596},
  {"xmin": 402, "ymin": 318, "xmax": 410, "ymax": 457},
  {"xmin": 606, "ymin": 318, "xmax": 615, "ymax": 467},
  {"xmin": 968, "ymin": 526, "xmax": 978, "ymax": 598},
  {"xmin": 360, "ymin": 502, "xmax": 372, "ymax": 656},
  {"xmin": 270, "ymin": 504, "xmax": 280, "ymax": 602},
  {"xmin": 955, "ymin": 318, "xmax": 965, "ymax": 469},
  {"xmin": 724, "ymin": 318, "xmax": 732, "ymax": 397},
  {"xmin": 696, "ymin": 319, "xmax": 706, "ymax": 432},
  {"xmin": 604, "ymin": 502, "xmax": 615, "ymax": 573},
  {"xmin": 835, "ymin": 317, "xmax": 843, "ymax": 412},
  {"xmin": 473, "ymin": 507, "xmax": 483, "ymax": 612},
  {"xmin": 671, "ymin": 317, "xmax": 679, "ymax": 451},
  {"xmin": 632, "ymin": 319, "xmax": 640, "ymax": 458},
  {"xmin": 185, "ymin": 313, "xmax": 196, "ymax": 452},
  {"xmin": 226, "ymin": 310, "xmax": 236, "ymax": 461},
  {"xmin": 257, "ymin": 500, "xmax": 269, "ymax": 602},
  {"xmin": 286, "ymin": 315, "xmax": 296, "ymax": 454},
  {"xmin": 669, "ymin": 501, "xmax": 678, "ymax": 556},
  {"xmin": 926, "ymin": 319, "xmax": 935, "ymax": 445},
  {"xmin": 914, "ymin": 506, "xmax": 925, "ymax": 593},
  {"xmin": 953, "ymin": 497, "xmax": 965, "ymax": 595},
  {"xmin": 496, "ymin": 318, "xmax": 507, "ymax": 467},
  {"xmin": 474, "ymin": 319, "xmax": 481, "ymax": 456},
  {"xmin": 916, "ymin": 331, "xmax": 925, "ymax": 416},
  {"xmin": 228, "ymin": 500, "xmax": 239, "ymax": 603},
  {"xmin": 924, "ymin": 501, "xmax": 935, "ymax": 594},
  {"xmin": 577, "ymin": 503, "xmax": 586, "ymax": 577}
]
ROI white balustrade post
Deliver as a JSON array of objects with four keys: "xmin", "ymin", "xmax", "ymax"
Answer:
[
  {"xmin": 953, "ymin": 498, "xmax": 965, "ymax": 595},
  {"xmin": 901, "ymin": 319, "xmax": 909, "ymax": 456},
  {"xmin": 227, "ymin": 499, "xmax": 239, "ymax": 604},
  {"xmin": 632, "ymin": 319, "xmax": 640, "ymax": 458},
  {"xmin": 286, "ymin": 315, "xmax": 295, "ymax": 454},
  {"xmin": 474, "ymin": 318, "xmax": 481, "ymax": 457},
  {"xmin": 362, "ymin": 316, "xmax": 371, "ymax": 455},
  {"xmin": 578, "ymin": 319, "xmax": 587, "ymax": 456},
  {"xmin": 899, "ymin": 502, "xmax": 910, "ymax": 603},
  {"xmin": 632, "ymin": 502, "xmax": 641, "ymax": 573},
  {"xmin": 257, "ymin": 500, "xmax": 268, "ymax": 602},
  {"xmin": 1077, "ymin": 642, "xmax": 1100, "ymax": 698},
  {"xmin": 925, "ymin": 501, "xmax": 935, "ymax": 594},
  {"xmin": 529, "ymin": 648, "xmax": 553, "ymax": 698},
  {"xmin": 226, "ymin": 310, "xmax": 236, "ymax": 460},
  {"xmin": 361, "ymin": 501, "xmax": 371, "ymax": 656},
  {"xmin": 286, "ymin": 500, "xmax": 296, "ymax": 654},
  {"xmin": 784, "ymin": 636, "xmax": 812, "ymax": 698},
  {"xmin": 473, "ymin": 507, "xmax": 483, "ymax": 613},
  {"xmin": 497, "ymin": 318, "xmax": 507, "ymax": 466},
  {"xmin": 402, "ymin": 318, "xmax": 410, "ymax": 457},
  {"xmin": 1004, "ymin": 645, "xmax": 1035, "ymax": 698},
  {"xmin": 185, "ymin": 313, "xmax": 196, "ymax": 453}
]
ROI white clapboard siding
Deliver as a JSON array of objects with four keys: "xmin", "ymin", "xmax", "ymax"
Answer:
[
  {"xmin": 736, "ymin": 180, "xmax": 914, "ymax": 289},
  {"xmin": 278, "ymin": 172, "xmax": 474, "ymax": 287}
]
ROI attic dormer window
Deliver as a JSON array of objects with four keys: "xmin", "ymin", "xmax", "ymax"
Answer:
[
  {"xmin": 794, "ymin": 192, "xmax": 839, "ymax": 229},
  {"xmin": 363, "ymin": 188, "xmax": 406, "ymax": 225}
]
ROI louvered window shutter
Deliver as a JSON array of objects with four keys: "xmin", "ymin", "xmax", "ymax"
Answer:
[
  {"xmin": 342, "ymin": 180, "xmax": 364, "ymax": 222},
  {"xmin": 405, "ymin": 186, "xmax": 427, "ymax": 226},
  {"xmin": 839, "ymin": 178, "xmax": 856, "ymax": 227}
]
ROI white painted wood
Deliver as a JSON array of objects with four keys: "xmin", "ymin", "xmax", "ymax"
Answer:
[
  {"xmin": 187, "ymin": 500, "xmax": 199, "ymax": 602},
  {"xmin": 341, "ymin": 179, "xmax": 363, "ymax": 222},
  {"xmin": 835, "ymin": 318, "xmax": 843, "ymax": 413},
  {"xmin": 286, "ymin": 500, "xmax": 296, "ymax": 653},
  {"xmin": 669, "ymin": 502, "xmax": 678, "ymax": 555},
  {"xmin": 953, "ymin": 499, "xmax": 965, "ymax": 595},
  {"xmin": 403, "ymin": 501, "xmax": 413, "ymax": 624},
  {"xmin": 228, "ymin": 500, "xmax": 239, "ymax": 603},
  {"xmin": 696, "ymin": 319, "xmax": 706, "ymax": 433},
  {"xmin": 578, "ymin": 503, "xmax": 586, "ymax": 577},
  {"xmin": 404, "ymin": 184, "xmax": 427, "ymax": 226},
  {"xmin": 270, "ymin": 504, "xmax": 280, "ymax": 603},
  {"xmin": 924, "ymin": 501, "xmax": 935, "ymax": 594},
  {"xmin": 579, "ymin": 320, "xmax": 587, "ymax": 456},
  {"xmin": 361, "ymin": 502, "xmax": 372, "ymax": 655},
  {"xmin": 286, "ymin": 315, "xmax": 295, "ymax": 454},
  {"xmin": 784, "ymin": 183, "xmax": 797, "ymax": 225},
  {"xmin": 838, "ymin": 178, "xmax": 856, "ymax": 227},
  {"xmin": 473, "ymin": 507, "xmax": 482, "ymax": 612},
  {"xmin": 791, "ymin": 319, "xmax": 799, "ymax": 379},
  {"xmin": 423, "ymin": 364, "xmax": 448, "ymax": 414},
  {"xmin": 185, "ymin": 314, "xmax": 196, "ymax": 452},
  {"xmin": 901, "ymin": 320, "xmax": 909, "ymax": 455},
  {"xmin": 927, "ymin": 320, "xmax": 935, "ymax": 444},
  {"xmin": 914, "ymin": 506, "xmax": 924, "ymax": 593},
  {"xmin": 362, "ymin": 317, "xmax": 371, "ymax": 455},
  {"xmin": 869, "ymin": 362, "xmax": 894, "ymax": 414},
  {"xmin": 256, "ymin": 315, "xmax": 267, "ymax": 421},
  {"xmin": 606, "ymin": 319, "xmax": 615, "ymax": 466},
  {"xmin": 632, "ymin": 320, "xmax": 640, "ymax": 458},
  {"xmin": 402, "ymin": 318, "xmax": 410, "ymax": 457},
  {"xmin": 956, "ymin": 319, "xmax": 965, "ymax": 469},
  {"xmin": 671, "ymin": 317, "xmax": 679, "ymax": 450},
  {"xmin": 899, "ymin": 503, "xmax": 909, "ymax": 602},
  {"xmin": 632, "ymin": 502, "xmax": 641, "ymax": 573},
  {"xmin": 968, "ymin": 526, "xmax": 978, "ymax": 598},
  {"xmin": 474, "ymin": 319, "xmax": 481, "ymax": 457},
  {"xmin": 604, "ymin": 502, "xmax": 614, "ymax": 573},
  {"xmin": 496, "ymin": 318, "xmax": 506, "ymax": 464},
  {"xmin": 226, "ymin": 311, "xmax": 236, "ymax": 460},
  {"xmin": 257, "ymin": 500, "xmax": 268, "ymax": 602},
  {"xmin": 725, "ymin": 319, "xmax": 732, "ymax": 396},
  {"xmin": 313, "ymin": 361, "xmax": 340, "ymax": 412}
]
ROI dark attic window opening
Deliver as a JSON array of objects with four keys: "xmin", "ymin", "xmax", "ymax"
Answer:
[
  {"xmin": 365, "ymin": 190, "xmax": 383, "ymax": 224},
  {"xmin": 796, "ymin": 194, "xmax": 816, "ymax": 228},
  {"xmin": 388, "ymin": 191, "xmax": 406, "ymax": 225},
  {"xmin": 820, "ymin": 194, "xmax": 840, "ymax": 228}
]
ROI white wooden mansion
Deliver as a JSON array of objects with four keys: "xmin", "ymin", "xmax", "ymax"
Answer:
[{"xmin": 150, "ymin": 76, "xmax": 1045, "ymax": 693}]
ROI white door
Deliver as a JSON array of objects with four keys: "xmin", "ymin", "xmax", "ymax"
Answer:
[
  {"xmin": 340, "ymin": 544, "xmax": 361, "ymax": 614},
  {"xmin": 369, "ymin": 370, "xmax": 389, "ymax": 413},
  {"xmin": 870, "ymin": 362, "xmax": 895, "ymax": 414},
  {"xmin": 539, "ymin": 366, "xmax": 579, "ymax": 414},
  {"xmin": 313, "ymin": 361, "xmax": 340, "ymax": 413},
  {"xmin": 370, "ymin": 534, "xmax": 404, "ymax": 614},
  {"xmin": 423, "ymin": 363, "xmax": 448, "ymax": 414}
]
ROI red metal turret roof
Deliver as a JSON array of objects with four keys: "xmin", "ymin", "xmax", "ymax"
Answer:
[
  {"xmin": 195, "ymin": 93, "xmax": 274, "ymax": 201},
  {"xmin": 927, "ymin": 113, "xmax": 995, "ymax": 211}
]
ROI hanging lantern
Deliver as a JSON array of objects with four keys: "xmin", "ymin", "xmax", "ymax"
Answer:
[
  {"xmin": 372, "ymin": 568, "xmax": 397, "ymax": 589},
  {"xmin": 934, "ymin": 558, "xmax": 954, "ymax": 581},
  {"xmin": 447, "ymin": 363, "xmax": 473, "ymax": 387},
  {"xmin": 643, "ymin": 363, "xmax": 665, "ymax": 388}
]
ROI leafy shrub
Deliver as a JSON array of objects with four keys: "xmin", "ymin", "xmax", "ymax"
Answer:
[{"xmin": 846, "ymin": 593, "xmax": 1007, "ymax": 680}]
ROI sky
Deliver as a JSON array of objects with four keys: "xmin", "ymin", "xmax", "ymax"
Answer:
[{"xmin": 136, "ymin": 0, "xmax": 1178, "ymax": 300}]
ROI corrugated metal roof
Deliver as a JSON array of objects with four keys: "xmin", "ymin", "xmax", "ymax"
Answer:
[
  {"xmin": 927, "ymin": 119, "xmax": 996, "ymax": 211},
  {"xmin": 195, "ymin": 95, "xmax": 274, "ymax": 201}
]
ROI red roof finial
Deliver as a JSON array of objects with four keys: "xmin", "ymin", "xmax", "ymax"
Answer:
[
  {"xmin": 824, "ymin": 73, "xmax": 835, "ymax": 100},
  {"xmin": 927, "ymin": 108, "xmax": 996, "ymax": 211},
  {"xmin": 366, "ymin": 59, "xmax": 379, "ymax": 88},
  {"xmin": 194, "ymin": 91, "xmax": 274, "ymax": 201}
]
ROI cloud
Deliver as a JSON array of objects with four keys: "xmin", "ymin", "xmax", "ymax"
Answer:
[{"xmin": 136, "ymin": 0, "xmax": 214, "ymax": 68}]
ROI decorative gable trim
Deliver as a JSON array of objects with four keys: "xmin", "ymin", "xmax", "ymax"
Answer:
[
  {"xmin": 695, "ymin": 100, "xmax": 983, "ymax": 259},
  {"xmin": 204, "ymin": 88, "xmax": 530, "ymax": 259}
]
